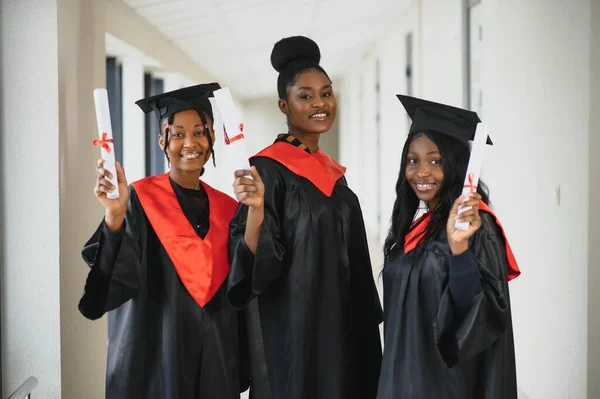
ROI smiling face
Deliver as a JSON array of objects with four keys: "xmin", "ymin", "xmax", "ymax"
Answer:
[
  {"xmin": 279, "ymin": 68, "xmax": 337, "ymax": 136},
  {"xmin": 158, "ymin": 109, "xmax": 213, "ymax": 176},
  {"xmin": 404, "ymin": 133, "xmax": 444, "ymax": 209}
]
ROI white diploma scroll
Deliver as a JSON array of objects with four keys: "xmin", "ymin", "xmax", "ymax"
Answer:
[
  {"xmin": 213, "ymin": 87, "xmax": 251, "ymax": 171},
  {"xmin": 455, "ymin": 122, "xmax": 488, "ymax": 231},
  {"xmin": 93, "ymin": 88, "xmax": 119, "ymax": 199}
]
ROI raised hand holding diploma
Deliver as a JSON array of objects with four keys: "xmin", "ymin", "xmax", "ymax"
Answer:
[
  {"xmin": 93, "ymin": 88, "xmax": 119, "ymax": 199},
  {"xmin": 455, "ymin": 122, "xmax": 488, "ymax": 231}
]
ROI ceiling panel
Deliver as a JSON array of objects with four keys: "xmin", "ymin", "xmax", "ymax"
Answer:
[
  {"xmin": 123, "ymin": 0, "xmax": 411, "ymax": 98},
  {"xmin": 124, "ymin": 0, "xmax": 172, "ymax": 9}
]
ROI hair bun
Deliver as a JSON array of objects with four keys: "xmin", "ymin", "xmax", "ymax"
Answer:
[{"xmin": 270, "ymin": 36, "xmax": 321, "ymax": 73}]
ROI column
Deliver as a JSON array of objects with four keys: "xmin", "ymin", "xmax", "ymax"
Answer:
[{"xmin": 57, "ymin": 0, "xmax": 107, "ymax": 398}]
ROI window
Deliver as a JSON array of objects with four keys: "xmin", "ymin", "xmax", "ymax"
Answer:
[
  {"xmin": 144, "ymin": 73, "xmax": 165, "ymax": 176},
  {"xmin": 106, "ymin": 57, "xmax": 123, "ymax": 165}
]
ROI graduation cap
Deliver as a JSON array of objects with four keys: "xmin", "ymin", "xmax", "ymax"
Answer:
[
  {"xmin": 396, "ymin": 94, "xmax": 493, "ymax": 146},
  {"xmin": 135, "ymin": 82, "xmax": 221, "ymax": 122}
]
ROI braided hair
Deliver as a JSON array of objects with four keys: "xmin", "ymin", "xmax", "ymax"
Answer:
[
  {"xmin": 196, "ymin": 109, "xmax": 216, "ymax": 168},
  {"xmin": 161, "ymin": 113, "xmax": 175, "ymax": 165}
]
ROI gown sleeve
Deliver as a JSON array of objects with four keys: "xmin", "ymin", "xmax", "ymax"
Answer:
[
  {"xmin": 227, "ymin": 157, "xmax": 286, "ymax": 309},
  {"xmin": 78, "ymin": 186, "xmax": 143, "ymax": 320},
  {"xmin": 448, "ymin": 251, "xmax": 483, "ymax": 318},
  {"xmin": 434, "ymin": 213, "xmax": 512, "ymax": 367}
]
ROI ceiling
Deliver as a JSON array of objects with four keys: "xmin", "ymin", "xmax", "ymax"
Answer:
[{"xmin": 123, "ymin": 0, "xmax": 410, "ymax": 99}]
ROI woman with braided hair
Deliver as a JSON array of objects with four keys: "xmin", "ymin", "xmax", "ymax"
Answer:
[
  {"xmin": 227, "ymin": 36, "xmax": 382, "ymax": 399},
  {"xmin": 79, "ymin": 83, "xmax": 248, "ymax": 399}
]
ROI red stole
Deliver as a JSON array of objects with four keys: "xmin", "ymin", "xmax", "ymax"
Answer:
[
  {"xmin": 404, "ymin": 201, "xmax": 521, "ymax": 281},
  {"xmin": 132, "ymin": 174, "xmax": 238, "ymax": 307},
  {"xmin": 252, "ymin": 142, "xmax": 346, "ymax": 197}
]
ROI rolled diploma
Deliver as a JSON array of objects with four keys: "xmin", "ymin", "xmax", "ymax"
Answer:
[
  {"xmin": 455, "ymin": 122, "xmax": 487, "ymax": 231},
  {"xmin": 93, "ymin": 88, "xmax": 119, "ymax": 199},
  {"xmin": 213, "ymin": 87, "xmax": 251, "ymax": 171}
]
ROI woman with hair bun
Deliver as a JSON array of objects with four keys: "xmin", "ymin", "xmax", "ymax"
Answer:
[{"xmin": 228, "ymin": 36, "xmax": 382, "ymax": 399}]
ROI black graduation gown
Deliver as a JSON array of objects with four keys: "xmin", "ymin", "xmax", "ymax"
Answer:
[
  {"xmin": 227, "ymin": 152, "xmax": 383, "ymax": 399},
  {"xmin": 78, "ymin": 178, "xmax": 248, "ymax": 399},
  {"xmin": 376, "ymin": 212, "xmax": 517, "ymax": 399}
]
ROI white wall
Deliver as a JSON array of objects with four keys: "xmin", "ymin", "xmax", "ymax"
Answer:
[
  {"xmin": 0, "ymin": 0, "xmax": 62, "ymax": 397},
  {"xmin": 339, "ymin": 65, "xmax": 364, "ymax": 190},
  {"xmin": 57, "ymin": 1, "xmax": 107, "ymax": 398},
  {"xmin": 588, "ymin": 0, "xmax": 600, "ymax": 397},
  {"xmin": 420, "ymin": 0, "xmax": 465, "ymax": 105},
  {"xmin": 482, "ymin": 1, "xmax": 590, "ymax": 397},
  {"xmin": 239, "ymin": 96, "xmax": 287, "ymax": 156},
  {"xmin": 357, "ymin": 58, "xmax": 380, "ymax": 241},
  {"xmin": 337, "ymin": 0, "xmax": 593, "ymax": 397}
]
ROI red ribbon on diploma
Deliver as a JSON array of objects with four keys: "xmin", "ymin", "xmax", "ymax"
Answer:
[
  {"xmin": 224, "ymin": 123, "xmax": 245, "ymax": 145},
  {"xmin": 93, "ymin": 132, "xmax": 113, "ymax": 153},
  {"xmin": 463, "ymin": 173, "xmax": 477, "ymax": 193}
]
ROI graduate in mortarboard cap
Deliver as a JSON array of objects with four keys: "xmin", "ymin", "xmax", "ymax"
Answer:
[
  {"xmin": 227, "ymin": 36, "xmax": 382, "ymax": 399},
  {"xmin": 79, "ymin": 83, "xmax": 249, "ymax": 399},
  {"xmin": 376, "ymin": 95, "xmax": 520, "ymax": 399}
]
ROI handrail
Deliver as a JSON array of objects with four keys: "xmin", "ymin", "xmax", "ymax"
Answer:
[{"xmin": 7, "ymin": 377, "xmax": 38, "ymax": 399}]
